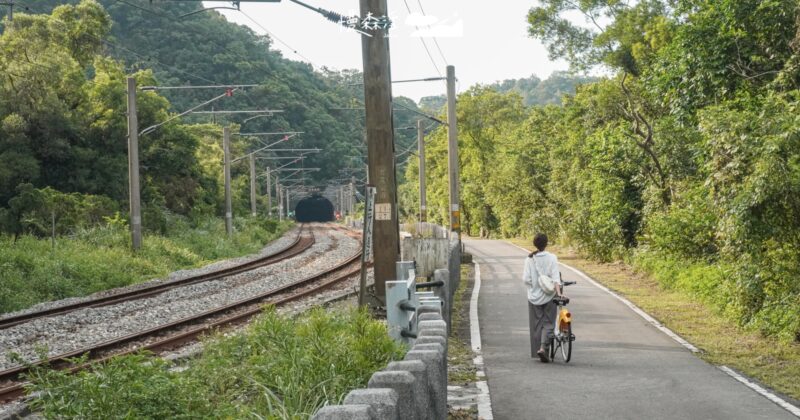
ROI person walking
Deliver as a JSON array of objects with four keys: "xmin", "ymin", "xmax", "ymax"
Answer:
[{"xmin": 522, "ymin": 233, "xmax": 564, "ymax": 362}]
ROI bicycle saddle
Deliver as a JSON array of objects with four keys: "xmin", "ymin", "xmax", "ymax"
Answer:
[{"xmin": 553, "ymin": 296, "xmax": 570, "ymax": 305}]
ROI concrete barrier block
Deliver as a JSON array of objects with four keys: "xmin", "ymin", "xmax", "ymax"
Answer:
[
  {"xmin": 433, "ymin": 269, "xmax": 451, "ymax": 331},
  {"xmin": 368, "ymin": 371, "xmax": 417, "ymax": 420},
  {"xmin": 417, "ymin": 305, "xmax": 442, "ymax": 317},
  {"xmin": 343, "ymin": 388, "xmax": 399, "ymax": 420},
  {"xmin": 386, "ymin": 360, "xmax": 430, "ymax": 420},
  {"xmin": 405, "ymin": 349, "xmax": 446, "ymax": 420},
  {"xmin": 419, "ymin": 319, "xmax": 447, "ymax": 332},
  {"xmin": 418, "ymin": 312, "xmax": 443, "ymax": 323},
  {"xmin": 312, "ymin": 404, "xmax": 375, "ymax": 419},
  {"xmin": 414, "ymin": 335, "xmax": 447, "ymax": 359},
  {"xmin": 418, "ymin": 327, "xmax": 447, "ymax": 355}
]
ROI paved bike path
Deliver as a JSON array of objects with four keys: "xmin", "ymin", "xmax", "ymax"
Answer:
[{"xmin": 465, "ymin": 238, "xmax": 795, "ymax": 420}]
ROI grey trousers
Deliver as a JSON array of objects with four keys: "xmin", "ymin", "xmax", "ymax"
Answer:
[{"xmin": 528, "ymin": 300, "xmax": 557, "ymax": 356}]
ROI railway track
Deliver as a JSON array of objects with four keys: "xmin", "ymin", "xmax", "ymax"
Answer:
[
  {"xmin": 0, "ymin": 225, "xmax": 364, "ymax": 403},
  {"xmin": 0, "ymin": 225, "xmax": 314, "ymax": 330}
]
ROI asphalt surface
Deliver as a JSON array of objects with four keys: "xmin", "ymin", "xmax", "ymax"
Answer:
[{"xmin": 465, "ymin": 239, "xmax": 796, "ymax": 420}]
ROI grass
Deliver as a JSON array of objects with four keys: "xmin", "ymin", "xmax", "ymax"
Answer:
[
  {"xmin": 26, "ymin": 306, "xmax": 406, "ymax": 419},
  {"xmin": 0, "ymin": 216, "xmax": 293, "ymax": 315},
  {"xmin": 447, "ymin": 264, "xmax": 478, "ymax": 385},
  {"xmin": 508, "ymin": 238, "xmax": 800, "ymax": 401}
]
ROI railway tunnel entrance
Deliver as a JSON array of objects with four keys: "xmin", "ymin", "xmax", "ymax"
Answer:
[{"xmin": 295, "ymin": 195, "xmax": 335, "ymax": 222}]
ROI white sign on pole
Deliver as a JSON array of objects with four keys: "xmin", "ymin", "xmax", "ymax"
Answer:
[{"xmin": 375, "ymin": 202, "xmax": 391, "ymax": 221}]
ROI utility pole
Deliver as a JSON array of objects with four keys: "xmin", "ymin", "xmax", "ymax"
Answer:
[
  {"xmin": 277, "ymin": 179, "xmax": 283, "ymax": 222},
  {"xmin": 361, "ymin": 0, "xmax": 399, "ymax": 303},
  {"xmin": 285, "ymin": 187, "xmax": 291, "ymax": 219},
  {"xmin": 126, "ymin": 77, "xmax": 142, "ymax": 251},
  {"xmin": 223, "ymin": 126, "xmax": 233, "ymax": 236},
  {"xmin": 350, "ymin": 176, "xmax": 356, "ymax": 215},
  {"xmin": 249, "ymin": 154, "xmax": 257, "ymax": 216},
  {"xmin": 417, "ymin": 120, "xmax": 427, "ymax": 222},
  {"xmin": 266, "ymin": 167, "xmax": 272, "ymax": 217},
  {"xmin": 446, "ymin": 65, "xmax": 461, "ymax": 237}
]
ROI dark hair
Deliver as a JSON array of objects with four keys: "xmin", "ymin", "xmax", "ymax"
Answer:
[{"xmin": 529, "ymin": 233, "xmax": 548, "ymax": 258}]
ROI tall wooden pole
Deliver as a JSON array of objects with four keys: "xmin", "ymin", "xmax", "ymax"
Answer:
[
  {"xmin": 249, "ymin": 154, "xmax": 257, "ymax": 216},
  {"xmin": 223, "ymin": 126, "xmax": 233, "ymax": 236},
  {"xmin": 126, "ymin": 77, "xmax": 142, "ymax": 250},
  {"xmin": 360, "ymin": 0, "xmax": 398, "ymax": 303},
  {"xmin": 417, "ymin": 119, "xmax": 427, "ymax": 222},
  {"xmin": 446, "ymin": 65, "xmax": 460, "ymax": 237}
]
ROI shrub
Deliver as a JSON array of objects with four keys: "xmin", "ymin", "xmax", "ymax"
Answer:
[{"xmin": 26, "ymin": 307, "xmax": 406, "ymax": 418}]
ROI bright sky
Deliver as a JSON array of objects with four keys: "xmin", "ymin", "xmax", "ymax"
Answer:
[{"xmin": 207, "ymin": 1, "xmax": 568, "ymax": 102}]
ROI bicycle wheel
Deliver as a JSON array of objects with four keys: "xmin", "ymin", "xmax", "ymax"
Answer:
[
  {"xmin": 561, "ymin": 324, "xmax": 572, "ymax": 363},
  {"xmin": 549, "ymin": 336, "xmax": 556, "ymax": 360}
]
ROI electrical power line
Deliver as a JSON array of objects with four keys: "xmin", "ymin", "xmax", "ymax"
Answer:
[
  {"xmin": 238, "ymin": 9, "xmax": 312, "ymax": 63},
  {"xmin": 401, "ymin": 0, "xmax": 441, "ymax": 77},
  {"xmin": 415, "ymin": 0, "xmax": 449, "ymax": 66}
]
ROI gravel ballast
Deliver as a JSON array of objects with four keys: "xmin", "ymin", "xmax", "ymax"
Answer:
[{"xmin": 0, "ymin": 225, "xmax": 360, "ymax": 370}]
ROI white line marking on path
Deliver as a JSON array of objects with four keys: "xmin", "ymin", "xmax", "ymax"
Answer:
[
  {"xmin": 508, "ymin": 241, "xmax": 800, "ymax": 418},
  {"xmin": 719, "ymin": 366, "xmax": 800, "ymax": 418},
  {"xmin": 470, "ymin": 262, "xmax": 493, "ymax": 420}
]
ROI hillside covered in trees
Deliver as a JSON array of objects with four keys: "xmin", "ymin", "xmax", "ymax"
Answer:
[
  {"xmin": 401, "ymin": 0, "xmax": 800, "ymax": 342},
  {"xmin": 0, "ymin": 0, "xmax": 422, "ymax": 235},
  {"xmin": 419, "ymin": 71, "xmax": 596, "ymax": 113}
]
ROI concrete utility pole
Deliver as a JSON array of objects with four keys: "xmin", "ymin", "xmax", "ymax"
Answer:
[
  {"xmin": 446, "ymin": 65, "xmax": 461, "ymax": 237},
  {"xmin": 417, "ymin": 120, "xmax": 427, "ymax": 222},
  {"xmin": 249, "ymin": 154, "xmax": 257, "ymax": 216},
  {"xmin": 266, "ymin": 167, "xmax": 272, "ymax": 217},
  {"xmin": 223, "ymin": 126, "xmax": 233, "ymax": 236},
  {"xmin": 285, "ymin": 187, "xmax": 291, "ymax": 219},
  {"xmin": 126, "ymin": 77, "xmax": 142, "ymax": 250},
  {"xmin": 350, "ymin": 176, "xmax": 356, "ymax": 215},
  {"xmin": 277, "ymin": 180, "xmax": 284, "ymax": 222},
  {"xmin": 360, "ymin": 0, "xmax": 399, "ymax": 303}
]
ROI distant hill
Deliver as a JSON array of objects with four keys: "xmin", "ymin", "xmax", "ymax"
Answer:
[
  {"xmin": 490, "ymin": 71, "xmax": 598, "ymax": 106},
  {"xmin": 1, "ymin": 0, "xmax": 422, "ymax": 183},
  {"xmin": 417, "ymin": 72, "xmax": 598, "ymax": 112}
]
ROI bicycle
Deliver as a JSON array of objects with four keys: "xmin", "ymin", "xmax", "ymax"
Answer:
[{"xmin": 549, "ymin": 280, "xmax": 577, "ymax": 363}]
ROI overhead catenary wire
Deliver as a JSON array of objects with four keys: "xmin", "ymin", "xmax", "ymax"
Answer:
[
  {"xmin": 414, "ymin": 0, "xmax": 449, "ymax": 66},
  {"xmin": 238, "ymin": 9, "xmax": 312, "ymax": 63},
  {"xmin": 401, "ymin": 0, "xmax": 442, "ymax": 77}
]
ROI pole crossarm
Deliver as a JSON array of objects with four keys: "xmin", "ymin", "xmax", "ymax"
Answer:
[
  {"xmin": 236, "ymin": 131, "xmax": 305, "ymax": 136},
  {"xmin": 193, "ymin": 110, "xmax": 284, "ymax": 114},
  {"xmin": 258, "ymin": 154, "xmax": 316, "ymax": 161},
  {"xmin": 253, "ymin": 148, "xmax": 320, "ymax": 153},
  {"xmin": 140, "ymin": 88, "xmax": 236, "ymax": 136},
  {"xmin": 231, "ymin": 134, "xmax": 300, "ymax": 162},
  {"xmin": 348, "ymin": 77, "xmax": 446, "ymax": 85},
  {"xmin": 140, "ymin": 84, "xmax": 259, "ymax": 91},
  {"xmin": 258, "ymin": 168, "xmax": 320, "ymax": 179}
]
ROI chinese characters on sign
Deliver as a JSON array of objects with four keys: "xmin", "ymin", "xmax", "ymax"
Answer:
[
  {"xmin": 338, "ymin": 12, "xmax": 392, "ymax": 32},
  {"xmin": 375, "ymin": 203, "xmax": 392, "ymax": 221}
]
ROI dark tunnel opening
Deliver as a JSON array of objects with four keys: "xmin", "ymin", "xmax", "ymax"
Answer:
[{"xmin": 295, "ymin": 195, "xmax": 335, "ymax": 222}]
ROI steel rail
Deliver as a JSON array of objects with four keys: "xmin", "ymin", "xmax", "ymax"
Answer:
[
  {"xmin": 0, "ymin": 243, "xmax": 364, "ymax": 403},
  {"xmin": 0, "ymin": 226, "xmax": 313, "ymax": 330}
]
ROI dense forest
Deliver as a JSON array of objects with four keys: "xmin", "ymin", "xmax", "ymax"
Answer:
[
  {"xmin": 418, "ymin": 71, "xmax": 596, "ymax": 114},
  {"xmin": 0, "ymin": 0, "xmax": 423, "ymax": 235},
  {"xmin": 401, "ymin": 0, "xmax": 800, "ymax": 341}
]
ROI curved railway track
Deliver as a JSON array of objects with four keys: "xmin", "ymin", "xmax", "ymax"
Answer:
[
  {"xmin": 0, "ymin": 225, "xmax": 315, "ymax": 330},
  {"xmin": 0, "ymin": 225, "xmax": 364, "ymax": 403}
]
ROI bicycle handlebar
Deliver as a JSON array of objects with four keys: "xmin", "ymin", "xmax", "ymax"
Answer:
[{"xmin": 562, "ymin": 280, "xmax": 577, "ymax": 286}]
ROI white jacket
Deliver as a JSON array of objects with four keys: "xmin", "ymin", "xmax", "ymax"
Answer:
[{"xmin": 522, "ymin": 251, "xmax": 560, "ymax": 305}]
